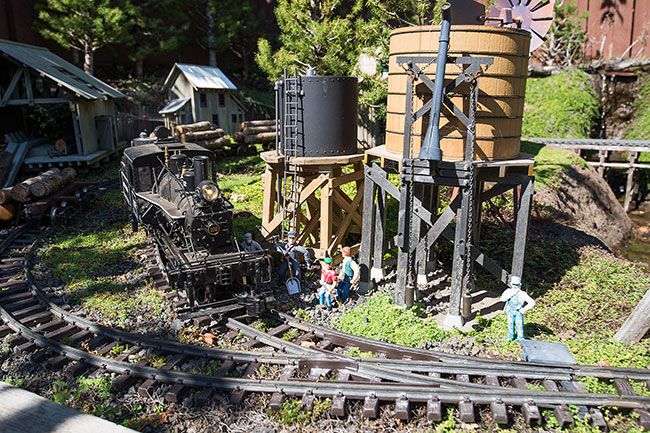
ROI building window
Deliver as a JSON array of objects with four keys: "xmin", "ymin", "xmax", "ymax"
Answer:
[
  {"xmin": 238, "ymin": 114, "xmax": 244, "ymax": 123},
  {"xmin": 199, "ymin": 93, "xmax": 207, "ymax": 107},
  {"xmin": 231, "ymin": 113, "xmax": 238, "ymax": 123},
  {"xmin": 218, "ymin": 93, "xmax": 225, "ymax": 107},
  {"xmin": 212, "ymin": 114, "xmax": 219, "ymax": 126}
]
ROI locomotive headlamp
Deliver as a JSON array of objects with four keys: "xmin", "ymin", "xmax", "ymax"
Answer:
[{"xmin": 198, "ymin": 181, "xmax": 220, "ymax": 202}]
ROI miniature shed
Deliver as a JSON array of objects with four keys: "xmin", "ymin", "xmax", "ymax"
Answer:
[
  {"xmin": 0, "ymin": 39, "xmax": 125, "ymax": 175},
  {"xmin": 160, "ymin": 64, "xmax": 246, "ymax": 135}
]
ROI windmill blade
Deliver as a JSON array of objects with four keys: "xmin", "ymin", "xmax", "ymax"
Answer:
[{"xmin": 488, "ymin": 0, "xmax": 555, "ymax": 52}]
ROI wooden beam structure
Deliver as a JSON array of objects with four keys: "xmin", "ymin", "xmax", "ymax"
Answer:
[{"xmin": 260, "ymin": 151, "xmax": 364, "ymax": 258}]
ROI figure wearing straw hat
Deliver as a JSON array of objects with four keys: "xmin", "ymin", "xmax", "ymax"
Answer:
[{"xmin": 500, "ymin": 276, "xmax": 535, "ymax": 341}]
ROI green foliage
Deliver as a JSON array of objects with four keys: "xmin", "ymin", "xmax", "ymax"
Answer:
[
  {"xmin": 292, "ymin": 308, "xmax": 311, "ymax": 321},
  {"xmin": 110, "ymin": 343, "xmax": 128, "ymax": 356},
  {"xmin": 521, "ymin": 140, "xmax": 587, "ymax": 188},
  {"xmin": 192, "ymin": 359, "xmax": 222, "ymax": 376},
  {"xmin": 527, "ymin": 247, "xmax": 649, "ymax": 337},
  {"xmin": 281, "ymin": 328, "xmax": 299, "ymax": 342},
  {"xmin": 256, "ymin": 0, "xmax": 447, "ymax": 119},
  {"xmin": 335, "ymin": 293, "xmax": 448, "ymax": 348},
  {"xmin": 625, "ymin": 74, "xmax": 650, "ymax": 145},
  {"xmin": 4, "ymin": 377, "xmax": 26, "ymax": 389},
  {"xmin": 78, "ymin": 376, "xmax": 112, "ymax": 398},
  {"xmin": 534, "ymin": 0, "xmax": 588, "ymax": 67},
  {"xmin": 52, "ymin": 380, "xmax": 73, "ymax": 404},
  {"xmin": 343, "ymin": 346, "xmax": 374, "ymax": 358},
  {"xmin": 126, "ymin": 0, "xmax": 190, "ymax": 66},
  {"xmin": 523, "ymin": 70, "xmax": 600, "ymax": 139},
  {"xmin": 35, "ymin": 0, "xmax": 136, "ymax": 73},
  {"xmin": 471, "ymin": 315, "xmax": 520, "ymax": 359},
  {"xmin": 269, "ymin": 398, "xmax": 332, "ymax": 425}
]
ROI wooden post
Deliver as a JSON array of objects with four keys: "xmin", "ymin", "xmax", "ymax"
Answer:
[
  {"xmin": 445, "ymin": 183, "xmax": 472, "ymax": 329},
  {"xmin": 261, "ymin": 164, "xmax": 276, "ymax": 237},
  {"xmin": 623, "ymin": 152, "xmax": 638, "ymax": 212},
  {"xmin": 359, "ymin": 164, "xmax": 376, "ymax": 291},
  {"xmin": 511, "ymin": 176, "xmax": 534, "ymax": 281},
  {"xmin": 597, "ymin": 150, "xmax": 608, "ymax": 177},
  {"xmin": 371, "ymin": 168, "xmax": 386, "ymax": 282},
  {"xmin": 319, "ymin": 169, "xmax": 334, "ymax": 251},
  {"xmin": 615, "ymin": 289, "xmax": 650, "ymax": 343},
  {"xmin": 395, "ymin": 168, "xmax": 414, "ymax": 307}
]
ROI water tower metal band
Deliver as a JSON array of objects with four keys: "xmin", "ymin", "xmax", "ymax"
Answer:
[{"xmin": 359, "ymin": 55, "xmax": 535, "ymax": 328}]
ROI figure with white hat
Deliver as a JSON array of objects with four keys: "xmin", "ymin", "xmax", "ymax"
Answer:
[
  {"xmin": 500, "ymin": 275, "xmax": 535, "ymax": 341},
  {"xmin": 276, "ymin": 230, "xmax": 311, "ymax": 283}
]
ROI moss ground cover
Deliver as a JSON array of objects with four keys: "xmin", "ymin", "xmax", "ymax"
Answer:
[
  {"xmin": 522, "ymin": 69, "xmax": 600, "ymax": 139},
  {"xmin": 335, "ymin": 293, "xmax": 448, "ymax": 348}
]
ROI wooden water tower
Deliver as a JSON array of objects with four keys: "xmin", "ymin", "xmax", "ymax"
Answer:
[
  {"xmin": 260, "ymin": 73, "xmax": 365, "ymax": 257},
  {"xmin": 360, "ymin": 13, "xmax": 538, "ymax": 328}
]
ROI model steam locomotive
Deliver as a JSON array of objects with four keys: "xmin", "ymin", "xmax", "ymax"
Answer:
[{"xmin": 120, "ymin": 130, "xmax": 271, "ymax": 310}]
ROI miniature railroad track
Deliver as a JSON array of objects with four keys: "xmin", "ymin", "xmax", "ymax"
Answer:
[{"xmin": 0, "ymin": 227, "xmax": 649, "ymax": 428}]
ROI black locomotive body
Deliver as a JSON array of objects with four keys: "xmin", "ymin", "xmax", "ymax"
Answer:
[{"xmin": 120, "ymin": 138, "xmax": 271, "ymax": 309}]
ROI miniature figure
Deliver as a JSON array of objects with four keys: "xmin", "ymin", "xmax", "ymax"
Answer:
[
  {"xmin": 337, "ymin": 246, "xmax": 359, "ymax": 303},
  {"xmin": 500, "ymin": 276, "xmax": 535, "ymax": 340},
  {"xmin": 240, "ymin": 232, "xmax": 263, "ymax": 252},
  {"xmin": 276, "ymin": 230, "xmax": 311, "ymax": 283},
  {"xmin": 318, "ymin": 257, "xmax": 338, "ymax": 310}
]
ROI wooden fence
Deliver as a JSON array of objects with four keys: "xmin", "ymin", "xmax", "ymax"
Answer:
[{"xmin": 576, "ymin": 0, "xmax": 649, "ymax": 60}]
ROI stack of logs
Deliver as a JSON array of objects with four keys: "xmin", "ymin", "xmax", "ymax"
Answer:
[
  {"xmin": 0, "ymin": 167, "xmax": 77, "ymax": 222},
  {"xmin": 175, "ymin": 121, "xmax": 229, "ymax": 151},
  {"xmin": 234, "ymin": 120, "xmax": 276, "ymax": 149}
]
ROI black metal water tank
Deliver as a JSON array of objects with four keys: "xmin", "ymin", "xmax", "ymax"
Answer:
[{"xmin": 278, "ymin": 74, "xmax": 358, "ymax": 157}]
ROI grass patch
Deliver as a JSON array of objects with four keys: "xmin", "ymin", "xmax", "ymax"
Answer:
[
  {"xmin": 521, "ymin": 140, "xmax": 587, "ymax": 188},
  {"xmin": 522, "ymin": 69, "xmax": 600, "ymax": 139},
  {"xmin": 268, "ymin": 398, "xmax": 332, "ymax": 425},
  {"xmin": 473, "ymin": 247, "xmax": 650, "ymax": 394},
  {"xmin": 335, "ymin": 293, "xmax": 448, "ymax": 348}
]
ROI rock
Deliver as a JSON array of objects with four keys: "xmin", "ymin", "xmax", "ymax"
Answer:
[{"xmin": 252, "ymin": 428, "xmax": 276, "ymax": 433}]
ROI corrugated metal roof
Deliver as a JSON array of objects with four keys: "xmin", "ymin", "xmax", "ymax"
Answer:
[
  {"xmin": 159, "ymin": 97, "xmax": 190, "ymax": 114},
  {"xmin": 164, "ymin": 63, "xmax": 237, "ymax": 91},
  {"xmin": 0, "ymin": 39, "xmax": 124, "ymax": 100}
]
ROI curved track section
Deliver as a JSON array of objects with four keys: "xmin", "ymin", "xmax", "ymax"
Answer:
[{"xmin": 0, "ymin": 226, "xmax": 648, "ymax": 427}]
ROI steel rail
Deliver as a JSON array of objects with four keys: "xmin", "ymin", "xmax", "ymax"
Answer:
[
  {"xmin": 1, "ymin": 303, "xmax": 649, "ymax": 410},
  {"xmin": 18, "ymin": 238, "xmax": 313, "ymax": 366},
  {"xmin": 275, "ymin": 312, "xmax": 650, "ymax": 381}
]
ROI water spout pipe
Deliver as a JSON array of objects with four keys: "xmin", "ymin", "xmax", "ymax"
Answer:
[{"xmin": 419, "ymin": 2, "xmax": 452, "ymax": 161}]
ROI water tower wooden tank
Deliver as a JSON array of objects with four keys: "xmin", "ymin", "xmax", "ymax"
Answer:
[{"xmin": 386, "ymin": 25, "xmax": 531, "ymax": 160}]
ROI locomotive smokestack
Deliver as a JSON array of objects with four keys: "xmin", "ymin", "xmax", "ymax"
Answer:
[{"xmin": 193, "ymin": 156, "xmax": 212, "ymax": 186}]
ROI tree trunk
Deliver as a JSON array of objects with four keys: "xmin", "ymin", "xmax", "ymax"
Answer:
[
  {"xmin": 84, "ymin": 41, "xmax": 94, "ymax": 75},
  {"xmin": 206, "ymin": 1, "xmax": 217, "ymax": 66},
  {"xmin": 136, "ymin": 59, "xmax": 144, "ymax": 79}
]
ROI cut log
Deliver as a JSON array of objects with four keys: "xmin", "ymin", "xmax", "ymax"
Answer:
[
  {"xmin": 181, "ymin": 129, "xmax": 225, "ymax": 143},
  {"xmin": 61, "ymin": 167, "xmax": 77, "ymax": 182},
  {"xmin": 175, "ymin": 121, "xmax": 214, "ymax": 135},
  {"xmin": 54, "ymin": 139, "xmax": 67, "ymax": 153},
  {"xmin": 243, "ymin": 125, "xmax": 277, "ymax": 135},
  {"xmin": 241, "ymin": 120, "xmax": 275, "ymax": 129},
  {"xmin": 200, "ymin": 137, "xmax": 230, "ymax": 151},
  {"xmin": 0, "ymin": 188, "xmax": 12, "ymax": 204},
  {"xmin": 27, "ymin": 168, "xmax": 62, "ymax": 198},
  {"xmin": 615, "ymin": 289, "xmax": 650, "ymax": 343},
  {"xmin": 0, "ymin": 203, "xmax": 14, "ymax": 221},
  {"xmin": 244, "ymin": 132, "xmax": 276, "ymax": 144},
  {"xmin": 233, "ymin": 132, "xmax": 245, "ymax": 144}
]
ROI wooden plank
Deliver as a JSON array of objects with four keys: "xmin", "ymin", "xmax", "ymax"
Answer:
[
  {"xmin": 331, "ymin": 169, "xmax": 363, "ymax": 188},
  {"xmin": 320, "ymin": 170, "xmax": 334, "ymax": 250},
  {"xmin": 0, "ymin": 381, "xmax": 138, "ymax": 433},
  {"xmin": 331, "ymin": 189, "xmax": 364, "ymax": 228},
  {"xmin": 615, "ymin": 289, "xmax": 650, "ymax": 343},
  {"xmin": 359, "ymin": 165, "xmax": 376, "ymax": 285},
  {"xmin": 0, "ymin": 67, "xmax": 24, "ymax": 107},
  {"xmin": 511, "ymin": 177, "xmax": 534, "ymax": 280},
  {"xmin": 329, "ymin": 183, "xmax": 364, "ymax": 253},
  {"xmin": 261, "ymin": 165, "xmax": 276, "ymax": 233}
]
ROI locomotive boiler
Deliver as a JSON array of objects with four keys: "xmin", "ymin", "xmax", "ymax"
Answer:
[{"xmin": 120, "ymin": 132, "xmax": 271, "ymax": 310}]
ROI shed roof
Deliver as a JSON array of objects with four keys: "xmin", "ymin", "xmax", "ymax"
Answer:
[
  {"xmin": 159, "ymin": 97, "xmax": 190, "ymax": 115},
  {"xmin": 164, "ymin": 63, "xmax": 237, "ymax": 91},
  {"xmin": 0, "ymin": 39, "xmax": 124, "ymax": 100}
]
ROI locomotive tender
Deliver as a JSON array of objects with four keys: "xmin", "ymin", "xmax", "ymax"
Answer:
[{"xmin": 120, "ymin": 133, "xmax": 271, "ymax": 310}]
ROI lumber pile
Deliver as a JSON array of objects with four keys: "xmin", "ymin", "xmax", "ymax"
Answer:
[
  {"xmin": 175, "ymin": 121, "xmax": 230, "ymax": 151},
  {"xmin": 0, "ymin": 168, "xmax": 77, "ymax": 222},
  {"xmin": 234, "ymin": 120, "xmax": 276, "ymax": 148}
]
